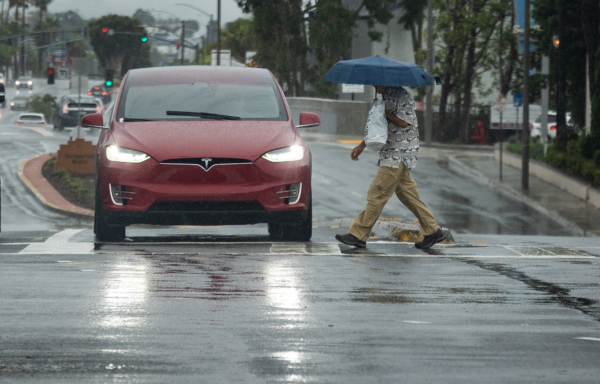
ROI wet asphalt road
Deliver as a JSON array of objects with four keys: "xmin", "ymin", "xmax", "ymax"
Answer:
[{"xmin": 1, "ymin": 80, "xmax": 599, "ymax": 382}]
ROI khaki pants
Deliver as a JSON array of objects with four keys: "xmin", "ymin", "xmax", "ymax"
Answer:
[{"xmin": 349, "ymin": 164, "xmax": 438, "ymax": 242}]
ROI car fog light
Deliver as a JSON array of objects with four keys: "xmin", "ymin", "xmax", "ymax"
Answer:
[
  {"xmin": 106, "ymin": 145, "xmax": 150, "ymax": 163},
  {"xmin": 110, "ymin": 184, "xmax": 124, "ymax": 205},
  {"xmin": 279, "ymin": 183, "xmax": 302, "ymax": 205},
  {"xmin": 261, "ymin": 145, "xmax": 304, "ymax": 162}
]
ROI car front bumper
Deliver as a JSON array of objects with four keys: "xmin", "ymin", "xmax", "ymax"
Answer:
[{"xmin": 97, "ymin": 147, "xmax": 311, "ymax": 226}]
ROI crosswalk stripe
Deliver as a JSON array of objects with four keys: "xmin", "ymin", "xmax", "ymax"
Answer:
[{"xmin": 19, "ymin": 229, "xmax": 94, "ymax": 254}]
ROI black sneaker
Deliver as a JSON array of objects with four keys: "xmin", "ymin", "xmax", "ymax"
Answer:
[
  {"xmin": 415, "ymin": 228, "xmax": 445, "ymax": 249},
  {"xmin": 335, "ymin": 233, "xmax": 366, "ymax": 248}
]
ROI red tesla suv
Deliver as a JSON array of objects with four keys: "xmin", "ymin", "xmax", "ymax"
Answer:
[{"xmin": 82, "ymin": 66, "xmax": 320, "ymax": 242}]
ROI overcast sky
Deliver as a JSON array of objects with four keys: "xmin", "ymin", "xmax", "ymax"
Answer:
[{"xmin": 47, "ymin": 0, "xmax": 246, "ymax": 24}]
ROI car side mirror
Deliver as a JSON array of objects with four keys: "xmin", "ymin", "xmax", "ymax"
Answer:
[
  {"xmin": 81, "ymin": 113, "xmax": 108, "ymax": 129},
  {"xmin": 296, "ymin": 112, "xmax": 320, "ymax": 129}
]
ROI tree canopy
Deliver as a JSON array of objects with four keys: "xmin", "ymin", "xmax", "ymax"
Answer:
[{"xmin": 89, "ymin": 14, "xmax": 150, "ymax": 77}]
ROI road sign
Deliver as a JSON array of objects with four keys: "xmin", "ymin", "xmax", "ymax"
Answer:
[
  {"xmin": 513, "ymin": 93, "xmax": 523, "ymax": 108},
  {"xmin": 342, "ymin": 84, "xmax": 364, "ymax": 93}
]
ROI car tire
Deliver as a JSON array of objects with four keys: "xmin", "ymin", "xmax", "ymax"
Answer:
[
  {"xmin": 94, "ymin": 178, "xmax": 126, "ymax": 242},
  {"xmin": 268, "ymin": 190, "xmax": 312, "ymax": 241}
]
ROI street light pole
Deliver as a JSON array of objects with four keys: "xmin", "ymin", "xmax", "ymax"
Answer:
[
  {"xmin": 217, "ymin": 0, "xmax": 221, "ymax": 66},
  {"xmin": 425, "ymin": 0, "xmax": 434, "ymax": 144},
  {"xmin": 521, "ymin": 0, "xmax": 530, "ymax": 191},
  {"xmin": 181, "ymin": 21, "xmax": 185, "ymax": 65},
  {"xmin": 556, "ymin": 0, "xmax": 567, "ymax": 150}
]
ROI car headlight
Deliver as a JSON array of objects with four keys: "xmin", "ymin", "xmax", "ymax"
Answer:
[
  {"xmin": 27, "ymin": 81, "xmax": 32, "ymax": 85},
  {"xmin": 10, "ymin": 102, "xmax": 14, "ymax": 106},
  {"xmin": 15, "ymin": 81, "xmax": 19, "ymax": 85},
  {"xmin": 106, "ymin": 145, "xmax": 151, "ymax": 163},
  {"xmin": 261, "ymin": 145, "xmax": 304, "ymax": 162}
]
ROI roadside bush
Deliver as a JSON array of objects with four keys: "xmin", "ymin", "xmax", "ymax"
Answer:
[
  {"xmin": 27, "ymin": 94, "xmax": 56, "ymax": 121},
  {"xmin": 507, "ymin": 138, "xmax": 600, "ymax": 187},
  {"xmin": 55, "ymin": 167, "xmax": 89, "ymax": 199}
]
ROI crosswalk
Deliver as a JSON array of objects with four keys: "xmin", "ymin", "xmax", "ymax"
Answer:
[{"xmin": 0, "ymin": 229, "xmax": 597, "ymax": 258}]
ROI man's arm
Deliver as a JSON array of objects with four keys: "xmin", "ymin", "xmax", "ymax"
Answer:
[
  {"xmin": 351, "ymin": 140, "xmax": 366, "ymax": 161},
  {"xmin": 385, "ymin": 110, "xmax": 409, "ymax": 128}
]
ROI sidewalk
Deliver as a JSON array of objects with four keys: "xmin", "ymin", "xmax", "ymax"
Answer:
[{"xmin": 448, "ymin": 150, "xmax": 600, "ymax": 237}]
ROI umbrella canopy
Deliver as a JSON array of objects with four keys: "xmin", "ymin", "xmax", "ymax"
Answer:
[{"xmin": 324, "ymin": 55, "xmax": 441, "ymax": 87}]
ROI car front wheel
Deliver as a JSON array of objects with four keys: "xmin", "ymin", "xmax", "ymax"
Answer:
[
  {"xmin": 94, "ymin": 179, "xmax": 126, "ymax": 242},
  {"xmin": 268, "ymin": 191, "xmax": 312, "ymax": 241}
]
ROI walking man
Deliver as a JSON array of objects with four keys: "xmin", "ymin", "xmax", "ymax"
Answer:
[{"xmin": 335, "ymin": 85, "xmax": 445, "ymax": 249}]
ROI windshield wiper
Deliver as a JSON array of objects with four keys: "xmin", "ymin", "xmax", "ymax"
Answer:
[
  {"xmin": 165, "ymin": 111, "xmax": 241, "ymax": 120},
  {"xmin": 122, "ymin": 117, "xmax": 154, "ymax": 122}
]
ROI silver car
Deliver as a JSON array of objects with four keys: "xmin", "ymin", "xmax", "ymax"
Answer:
[{"xmin": 10, "ymin": 96, "xmax": 27, "ymax": 111}]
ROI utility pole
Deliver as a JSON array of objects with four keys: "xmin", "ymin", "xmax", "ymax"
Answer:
[
  {"xmin": 556, "ymin": 0, "xmax": 567, "ymax": 149},
  {"xmin": 21, "ymin": 2, "xmax": 25, "ymax": 76},
  {"xmin": 521, "ymin": 0, "xmax": 530, "ymax": 191},
  {"xmin": 425, "ymin": 0, "xmax": 433, "ymax": 144},
  {"xmin": 181, "ymin": 21, "xmax": 185, "ymax": 66},
  {"xmin": 217, "ymin": 0, "xmax": 221, "ymax": 66}
]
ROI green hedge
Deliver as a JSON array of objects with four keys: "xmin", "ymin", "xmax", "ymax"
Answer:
[{"xmin": 506, "ymin": 135, "xmax": 600, "ymax": 186}]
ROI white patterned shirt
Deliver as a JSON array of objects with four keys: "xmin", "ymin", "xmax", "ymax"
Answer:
[{"xmin": 379, "ymin": 87, "xmax": 419, "ymax": 170}]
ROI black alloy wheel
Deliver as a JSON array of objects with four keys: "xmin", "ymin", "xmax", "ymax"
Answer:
[
  {"xmin": 94, "ymin": 176, "xmax": 126, "ymax": 242},
  {"xmin": 268, "ymin": 190, "xmax": 312, "ymax": 241}
]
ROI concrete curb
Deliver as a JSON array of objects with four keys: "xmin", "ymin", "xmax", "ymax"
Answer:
[
  {"xmin": 18, "ymin": 154, "xmax": 94, "ymax": 220},
  {"xmin": 323, "ymin": 218, "xmax": 455, "ymax": 244},
  {"xmin": 448, "ymin": 155, "xmax": 589, "ymax": 237},
  {"xmin": 494, "ymin": 147, "xmax": 600, "ymax": 210}
]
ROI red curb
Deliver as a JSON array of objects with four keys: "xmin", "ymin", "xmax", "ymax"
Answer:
[{"xmin": 18, "ymin": 153, "xmax": 94, "ymax": 217}]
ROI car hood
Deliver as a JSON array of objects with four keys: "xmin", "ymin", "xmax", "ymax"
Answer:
[{"xmin": 110, "ymin": 120, "xmax": 297, "ymax": 162}]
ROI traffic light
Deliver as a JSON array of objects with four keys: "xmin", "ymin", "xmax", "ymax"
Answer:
[
  {"xmin": 175, "ymin": 42, "xmax": 181, "ymax": 49},
  {"xmin": 141, "ymin": 31, "xmax": 148, "ymax": 43},
  {"xmin": 47, "ymin": 68, "xmax": 55, "ymax": 85},
  {"xmin": 101, "ymin": 27, "xmax": 108, "ymax": 38},
  {"xmin": 105, "ymin": 69, "xmax": 114, "ymax": 88}
]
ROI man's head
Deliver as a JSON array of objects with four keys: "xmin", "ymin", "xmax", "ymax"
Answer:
[{"xmin": 375, "ymin": 86, "xmax": 389, "ymax": 95}]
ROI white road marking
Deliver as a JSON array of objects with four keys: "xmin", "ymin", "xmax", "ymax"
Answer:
[
  {"xmin": 351, "ymin": 191, "xmax": 363, "ymax": 198},
  {"xmin": 403, "ymin": 321, "xmax": 431, "ymax": 324},
  {"xmin": 13, "ymin": 141, "xmax": 43, "ymax": 154},
  {"xmin": 21, "ymin": 126, "xmax": 53, "ymax": 137},
  {"xmin": 270, "ymin": 242, "xmax": 308, "ymax": 254},
  {"xmin": 19, "ymin": 229, "xmax": 94, "ymax": 254},
  {"xmin": 574, "ymin": 337, "xmax": 600, "ymax": 342}
]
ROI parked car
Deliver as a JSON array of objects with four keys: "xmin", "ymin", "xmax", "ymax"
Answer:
[
  {"xmin": 0, "ymin": 73, "xmax": 5, "ymax": 84},
  {"xmin": 88, "ymin": 84, "xmax": 112, "ymax": 104},
  {"xmin": 16, "ymin": 113, "xmax": 46, "ymax": 126},
  {"xmin": 82, "ymin": 66, "xmax": 320, "ymax": 242},
  {"xmin": 15, "ymin": 77, "xmax": 33, "ymax": 90},
  {"xmin": 10, "ymin": 96, "xmax": 28, "ymax": 111},
  {"xmin": 531, "ymin": 111, "xmax": 573, "ymax": 139},
  {"xmin": 52, "ymin": 94, "xmax": 101, "ymax": 131}
]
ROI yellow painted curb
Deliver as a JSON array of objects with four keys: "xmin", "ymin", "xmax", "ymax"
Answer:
[{"xmin": 18, "ymin": 153, "xmax": 94, "ymax": 217}]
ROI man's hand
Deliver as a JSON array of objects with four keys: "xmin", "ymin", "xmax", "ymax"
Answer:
[{"xmin": 351, "ymin": 141, "xmax": 366, "ymax": 161}]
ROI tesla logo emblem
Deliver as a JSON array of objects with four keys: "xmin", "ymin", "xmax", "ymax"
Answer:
[{"xmin": 201, "ymin": 158, "xmax": 212, "ymax": 171}]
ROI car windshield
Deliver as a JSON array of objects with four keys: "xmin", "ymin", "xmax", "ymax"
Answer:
[
  {"xmin": 20, "ymin": 115, "xmax": 42, "ymax": 121},
  {"xmin": 19, "ymin": 77, "xmax": 30, "ymax": 81},
  {"xmin": 67, "ymin": 96, "xmax": 97, "ymax": 104},
  {"xmin": 14, "ymin": 96, "xmax": 26, "ymax": 101},
  {"xmin": 117, "ymin": 69, "xmax": 287, "ymax": 121}
]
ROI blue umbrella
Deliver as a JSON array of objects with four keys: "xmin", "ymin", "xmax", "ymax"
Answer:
[{"xmin": 324, "ymin": 55, "xmax": 441, "ymax": 87}]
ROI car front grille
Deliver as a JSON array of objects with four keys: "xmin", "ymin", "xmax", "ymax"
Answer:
[
  {"xmin": 147, "ymin": 201, "xmax": 265, "ymax": 212},
  {"xmin": 160, "ymin": 158, "xmax": 252, "ymax": 171}
]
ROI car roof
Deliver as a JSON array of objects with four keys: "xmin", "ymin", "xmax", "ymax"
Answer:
[{"xmin": 126, "ymin": 66, "xmax": 274, "ymax": 87}]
